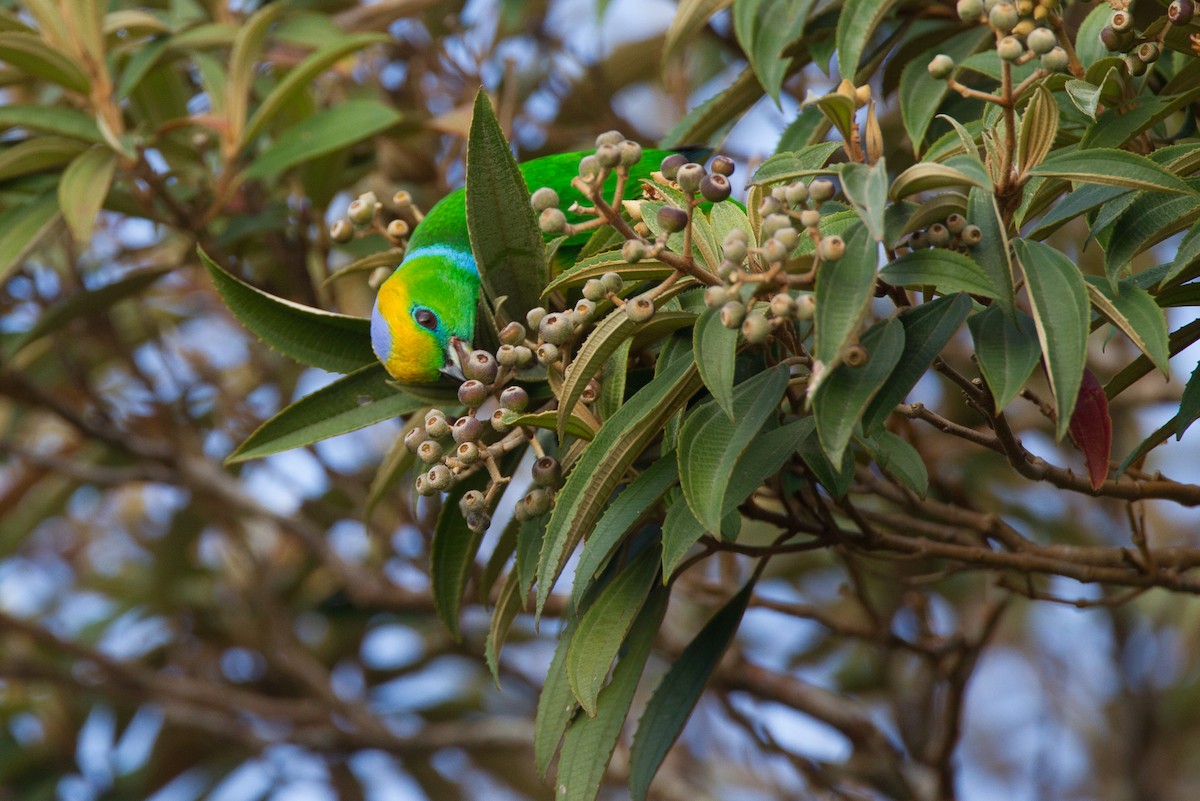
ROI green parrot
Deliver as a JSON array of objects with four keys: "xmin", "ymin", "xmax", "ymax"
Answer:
[{"xmin": 370, "ymin": 149, "xmax": 685, "ymax": 383}]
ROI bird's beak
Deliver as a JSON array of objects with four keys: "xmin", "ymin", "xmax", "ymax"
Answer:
[{"xmin": 441, "ymin": 336, "xmax": 472, "ymax": 381}]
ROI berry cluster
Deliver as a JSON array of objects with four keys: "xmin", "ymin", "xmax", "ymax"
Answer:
[
  {"xmin": 903, "ymin": 212, "xmax": 984, "ymax": 252},
  {"xmin": 1099, "ymin": 6, "xmax": 1165, "ymax": 77},
  {"xmin": 330, "ymin": 190, "xmax": 418, "ymax": 249},
  {"xmin": 930, "ymin": 0, "xmax": 1069, "ymax": 76}
]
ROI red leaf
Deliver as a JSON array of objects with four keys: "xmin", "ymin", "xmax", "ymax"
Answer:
[{"xmin": 1067, "ymin": 368, "xmax": 1112, "ymax": 490}]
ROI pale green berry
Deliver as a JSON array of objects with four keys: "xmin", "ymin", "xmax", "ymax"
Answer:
[
  {"xmin": 946, "ymin": 213, "xmax": 967, "ymax": 234},
  {"xmin": 800, "ymin": 209, "xmax": 822, "ymax": 229},
  {"xmin": 784, "ymin": 182, "xmax": 809, "ymax": 206},
  {"xmin": 455, "ymin": 441, "xmax": 481, "ymax": 465},
  {"xmin": 417, "ymin": 439, "xmax": 443, "ymax": 465},
  {"xmin": 720, "ymin": 300, "xmax": 746, "ymax": 329},
  {"xmin": 809, "ymin": 179, "xmax": 836, "ymax": 202},
  {"xmin": 347, "ymin": 193, "xmax": 378, "ymax": 226},
  {"xmin": 539, "ymin": 313, "xmax": 573, "ymax": 345},
  {"xmin": 414, "ymin": 473, "xmax": 433, "ymax": 496},
  {"xmin": 463, "ymin": 350, "xmax": 499, "ymax": 384},
  {"xmin": 490, "ymin": 408, "xmax": 513, "ymax": 433},
  {"xmin": 424, "ymin": 413, "xmax": 450, "ymax": 440},
  {"xmin": 500, "ymin": 386, "xmax": 528, "ymax": 412},
  {"xmin": 532, "ymin": 456, "xmax": 562, "ymax": 487},
  {"xmin": 452, "ymin": 415, "xmax": 483, "ymax": 443},
  {"xmin": 524, "ymin": 487, "xmax": 554, "ymax": 516},
  {"xmin": 997, "ymin": 36, "xmax": 1024, "ymax": 62},
  {"xmin": 330, "ymin": 219, "xmax": 354, "ymax": 243},
  {"xmin": 625, "ymin": 295, "xmax": 656, "ymax": 322},
  {"xmin": 601, "ymin": 271, "xmax": 623, "ymax": 293},
  {"xmin": 741, "ymin": 312, "xmax": 770, "ymax": 344},
  {"xmin": 595, "ymin": 144, "xmax": 621, "ymax": 169},
  {"xmin": 957, "ymin": 0, "xmax": 984, "ymax": 22},
  {"xmin": 723, "ymin": 238, "xmax": 748, "ymax": 264},
  {"xmin": 426, "ymin": 463, "xmax": 453, "ymax": 492},
  {"xmin": 1042, "ymin": 47, "xmax": 1069, "ymax": 72},
  {"xmin": 460, "ymin": 489, "xmax": 486, "ymax": 515},
  {"xmin": 1027, "ymin": 27, "xmax": 1057, "ymax": 55},
  {"xmin": 536, "ymin": 343, "xmax": 560, "ymax": 365},
  {"xmin": 761, "ymin": 213, "xmax": 792, "ymax": 239},
  {"xmin": 705, "ymin": 285, "xmax": 730, "ymax": 309},
  {"xmin": 989, "ymin": 3, "xmax": 1018, "ymax": 33},
  {"xmin": 526, "ymin": 306, "xmax": 547, "ymax": 330},
  {"xmin": 676, "ymin": 163, "xmax": 706, "ymax": 194},
  {"xmin": 578, "ymin": 155, "xmax": 601, "ymax": 181},
  {"xmin": 758, "ymin": 195, "xmax": 783, "ymax": 216},
  {"xmin": 514, "ymin": 345, "xmax": 534, "ymax": 367},
  {"xmin": 531, "ymin": 187, "xmax": 559, "ymax": 211},
  {"xmin": 619, "ymin": 140, "xmax": 643, "ymax": 167},
  {"xmin": 928, "ymin": 54, "xmax": 955, "ymax": 80},
  {"xmin": 762, "ymin": 238, "xmax": 790, "ymax": 264},
  {"xmin": 458, "ymin": 380, "xmax": 489, "ymax": 408},
  {"xmin": 539, "ymin": 207, "xmax": 567, "ymax": 233},
  {"xmin": 404, "ymin": 426, "xmax": 428, "ymax": 454},
  {"xmin": 583, "ymin": 278, "xmax": 607, "ymax": 301},
  {"xmin": 961, "ymin": 224, "xmax": 984, "ymax": 246},
  {"xmin": 773, "ymin": 227, "xmax": 800, "ymax": 251},
  {"xmin": 795, "ymin": 294, "xmax": 816, "ymax": 321},
  {"xmin": 595, "ymin": 129, "xmax": 625, "ymax": 147},
  {"xmin": 497, "ymin": 344, "xmax": 519, "ymax": 366},
  {"xmin": 770, "ymin": 292, "xmax": 797, "ymax": 318},
  {"xmin": 928, "ymin": 223, "xmax": 951, "ymax": 247},
  {"xmin": 622, "ymin": 238, "xmax": 646, "ymax": 262},
  {"xmin": 385, "ymin": 219, "xmax": 409, "ymax": 244},
  {"xmin": 818, "ymin": 235, "xmax": 845, "ymax": 262},
  {"xmin": 574, "ymin": 298, "xmax": 596, "ymax": 320}
]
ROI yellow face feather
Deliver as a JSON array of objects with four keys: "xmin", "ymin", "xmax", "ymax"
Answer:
[{"xmin": 373, "ymin": 271, "xmax": 442, "ymax": 382}]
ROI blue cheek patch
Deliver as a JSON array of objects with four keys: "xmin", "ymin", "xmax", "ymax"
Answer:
[{"xmin": 370, "ymin": 298, "xmax": 393, "ymax": 365}]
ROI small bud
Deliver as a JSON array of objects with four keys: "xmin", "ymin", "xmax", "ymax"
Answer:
[
  {"xmin": 676, "ymin": 163, "xmax": 706, "ymax": 194},
  {"xmin": 532, "ymin": 456, "xmax": 562, "ymax": 487},
  {"xmin": 417, "ymin": 439, "xmax": 444, "ymax": 465},
  {"xmin": 770, "ymin": 292, "xmax": 797, "ymax": 318},
  {"xmin": 414, "ymin": 473, "xmax": 433, "ymax": 496},
  {"xmin": 625, "ymin": 295, "xmax": 656, "ymax": 322},
  {"xmin": 1041, "ymin": 46, "xmax": 1070, "ymax": 72},
  {"xmin": 946, "ymin": 213, "xmax": 967, "ymax": 234},
  {"xmin": 844, "ymin": 344, "xmax": 868, "ymax": 367},
  {"xmin": 711, "ymin": 155, "xmax": 735, "ymax": 176},
  {"xmin": 1137, "ymin": 42, "xmax": 1160, "ymax": 65},
  {"xmin": 997, "ymin": 36, "xmax": 1024, "ymax": 62},
  {"xmin": 385, "ymin": 219, "xmax": 409, "ymax": 244},
  {"xmin": 800, "ymin": 209, "xmax": 822, "ymax": 229},
  {"xmin": 595, "ymin": 143, "xmax": 622, "ymax": 169},
  {"xmin": 490, "ymin": 407, "xmax": 513, "ymax": 433},
  {"xmin": 723, "ymin": 238, "xmax": 748, "ymax": 264},
  {"xmin": 1109, "ymin": 9, "xmax": 1133, "ymax": 33},
  {"xmin": 458, "ymin": 379, "xmax": 489, "ymax": 408},
  {"xmin": 720, "ymin": 300, "xmax": 746, "ymax": 329},
  {"xmin": 330, "ymin": 219, "xmax": 354, "ymax": 243},
  {"xmin": 761, "ymin": 213, "xmax": 792, "ymax": 239},
  {"xmin": 741, "ymin": 312, "xmax": 770, "ymax": 344},
  {"xmin": 1026, "ymin": 27, "xmax": 1057, "ymax": 55},
  {"xmin": 514, "ymin": 345, "xmax": 534, "ymax": 367},
  {"xmin": 460, "ymin": 489, "xmax": 487, "ymax": 515},
  {"xmin": 700, "ymin": 174, "xmax": 732, "ymax": 202},
  {"xmin": 622, "ymin": 239, "xmax": 646, "ymax": 262},
  {"xmin": 809, "ymin": 179, "xmax": 836, "ymax": 202},
  {"xmin": 531, "ymin": 187, "xmax": 559, "ymax": 211},
  {"xmin": 539, "ymin": 207, "xmax": 568, "ymax": 233},
  {"xmin": 393, "ymin": 190, "xmax": 413, "ymax": 210},
  {"xmin": 466, "ymin": 511, "xmax": 491, "ymax": 533},
  {"xmin": 989, "ymin": 3, "xmax": 1018, "ymax": 33},
  {"xmin": 818, "ymin": 235, "xmax": 845, "ymax": 262},
  {"xmin": 524, "ymin": 487, "xmax": 554, "ymax": 516},
  {"xmin": 578, "ymin": 155, "xmax": 601, "ymax": 182},
  {"xmin": 657, "ymin": 205, "xmax": 689, "ymax": 233},
  {"xmin": 784, "ymin": 182, "xmax": 809, "ymax": 207},
  {"xmin": 601, "ymin": 271, "xmax": 624, "ymax": 293},
  {"xmin": 452, "ymin": 415, "xmax": 483, "ymax": 443},
  {"xmin": 773, "ymin": 226, "xmax": 800, "ymax": 251},
  {"xmin": 497, "ymin": 344, "xmax": 519, "ymax": 366},
  {"xmin": 526, "ymin": 306, "xmax": 547, "ymax": 330},
  {"xmin": 463, "ymin": 350, "xmax": 499, "ymax": 384},
  {"xmin": 539, "ymin": 313, "xmax": 573, "ymax": 345},
  {"xmin": 404, "ymin": 426, "xmax": 428, "ymax": 454},
  {"xmin": 705, "ymin": 285, "xmax": 730, "ymax": 309},
  {"xmin": 795, "ymin": 294, "xmax": 815, "ymax": 321},
  {"xmin": 758, "ymin": 195, "xmax": 783, "ymax": 216},
  {"xmin": 500, "ymin": 385, "xmax": 529, "ymax": 412},
  {"xmin": 347, "ymin": 193, "xmax": 378, "ymax": 226},
  {"xmin": 574, "ymin": 298, "xmax": 596, "ymax": 321},
  {"xmin": 595, "ymin": 129, "xmax": 625, "ymax": 147},
  {"xmin": 1170, "ymin": 0, "xmax": 1195, "ymax": 25},
  {"xmin": 424, "ymin": 412, "xmax": 450, "ymax": 440},
  {"xmin": 583, "ymin": 278, "xmax": 607, "ymax": 301},
  {"xmin": 499, "ymin": 321, "xmax": 526, "ymax": 346},
  {"xmin": 619, "ymin": 140, "xmax": 643, "ymax": 167},
  {"xmin": 536, "ymin": 343, "xmax": 560, "ymax": 365},
  {"xmin": 928, "ymin": 223, "xmax": 951, "ymax": 247},
  {"xmin": 957, "ymin": 0, "xmax": 984, "ymax": 23},
  {"xmin": 928, "ymin": 54, "xmax": 955, "ymax": 80},
  {"xmin": 455, "ymin": 441, "xmax": 481, "ymax": 465},
  {"xmin": 660, "ymin": 153, "xmax": 687, "ymax": 180},
  {"xmin": 761, "ymin": 238, "xmax": 790, "ymax": 264},
  {"xmin": 426, "ymin": 464, "xmax": 453, "ymax": 491}
]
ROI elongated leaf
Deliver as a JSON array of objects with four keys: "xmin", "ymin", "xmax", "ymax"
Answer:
[
  {"xmin": 836, "ymin": 0, "xmax": 898, "ymax": 80},
  {"xmin": 1084, "ymin": 278, "xmax": 1169, "ymax": 375},
  {"xmin": 733, "ymin": 0, "xmax": 814, "ymax": 102},
  {"xmin": 557, "ymin": 586, "xmax": 667, "ymax": 801},
  {"xmin": 813, "ymin": 223, "xmax": 878, "ymax": 376},
  {"xmin": 244, "ymin": 33, "xmax": 389, "ymax": 146},
  {"xmin": 660, "ymin": 66, "xmax": 761, "ymax": 148},
  {"xmin": 0, "ymin": 137, "xmax": 87, "ymax": 181},
  {"xmin": 225, "ymin": 4, "xmax": 282, "ymax": 145},
  {"xmin": 199, "ymin": 247, "xmax": 375, "ymax": 373},
  {"xmin": 1103, "ymin": 181, "xmax": 1200, "ymax": 281},
  {"xmin": 863, "ymin": 429, "xmax": 928, "ymax": 497},
  {"xmin": 677, "ymin": 365, "xmax": 788, "ymax": 532},
  {"xmin": 880, "ymin": 249, "xmax": 998, "ymax": 298},
  {"xmin": 1014, "ymin": 238, "xmax": 1090, "ymax": 439},
  {"xmin": 1031, "ymin": 148, "xmax": 1194, "ymax": 195},
  {"xmin": 0, "ymin": 32, "xmax": 90, "ymax": 92},
  {"xmin": 1175, "ymin": 363, "xmax": 1200, "ymax": 441},
  {"xmin": 664, "ymin": 0, "xmax": 731, "ymax": 66},
  {"xmin": 969, "ymin": 305, "xmax": 1040, "ymax": 411},
  {"xmin": 566, "ymin": 547, "xmax": 659, "ymax": 715},
  {"xmin": 573, "ymin": 458, "xmax": 678, "ymax": 606},
  {"xmin": 6, "ymin": 267, "xmax": 169, "ymax": 362},
  {"xmin": 629, "ymin": 578, "xmax": 756, "ymax": 801},
  {"xmin": 693, "ymin": 307, "xmax": 738, "ymax": 420},
  {"xmin": 466, "ymin": 91, "xmax": 546, "ymax": 324},
  {"xmin": 58, "ymin": 146, "xmax": 117, "ymax": 244},
  {"xmin": 1067, "ymin": 369, "xmax": 1111, "ymax": 490},
  {"xmin": 967, "ymin": 185, "xmax": 1014, "ymax": 311},
  {"xmin": 501, "ymin": 408, "xmax": 596, "ymax": 441},
  {"xmin": 839, "ymin": 159, "xmax": 888, "ymax": 242},
  {"xmin": 1016, "ymin": 85, "xmax": 1058, "ymax": 178},
  {"xmin": 543, "ymin": 255, "xmax": 672, "ymax": 296},
  {"xmin": 485, "ymin": 569, "xmax": 523, "ymax": 682},
  {"xmin": 899, "ymin": 26, "xmax": 990, "ymax": 152},
  {"xmin": 862, "ymin": 293, "xmax": 972, "ymax": 433},
  {"xmin": 0, "ymin": 192, "xmax": 59, "ymax": 284},
  {"xmin": 366, "ymin": 425, "xmax": 417, "ymax": 517},
  {"xmin": 535, "ymin": 601, "xmax": 586, "ymax": 777},
  {"xmin": 537, "ymin": 355, "xmax": 702, "ymax": 616},
  {"xmin": 243, "ymin": 99, "xmax": 403, "ymax": 179},
  {"xmin": 559, "ymin": 308, "xmax": 636, "ymax": 439},
  {"xmin": 812, "ymin": 317, "xmax": 905, "ymax": 464},
  {"xmin": 748, "ymin": 142, "xmax": 840, "ymax": 186},
  {"xmin": 889, "ymin": 162, "xmax": 983, "ymax": 199},
  {"xmin": 0, "ymin": 105, "xmax": 102, "ymax": 141},
  {"xmin": 797, "ymin": 418, "xmax": 854, "ymax": 498},
  {"xmin": 228, "ymin": 364, "xmax": 422, "ymax": 463}
]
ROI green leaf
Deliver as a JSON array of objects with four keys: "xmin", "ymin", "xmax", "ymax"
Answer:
[
  {"xmin": 796, "ymin": 417, "xmax": 855, "ymax": 498},
  {"xmin": 1103, "ymin": 181, "xmax": 1200, "ymax": 281},
  {"xmin": 1014, "ymin": 238, "xmax": 1090, "ymax": 440},
  {"xmin": 466, "ymin": 90, "xmax": 547, "ymax": 325},
  {"xmin": 813, "ymin": 223, "xmax": 878, "ymax": 375},
  {"xmin": 863, "ymin": 429, "xmax": 928, "ymax": 497},
  {"xmin": 748, "ymin": 142, "xmax": 841, "ymax": 186},
  {"xmin": 557, "ymin": 587, "xmax": 667, "ymax": 801},
  {"xmin": 537, "ymin": 354, "xmax": 702, "ymax": 616},
  {"xmin": 0, "ymin": 192, "xmax": 59, "ymax": 284},
  {"xmin": 366, "ymin": 427, "xmax": 417, "ymax": 517},
  {"xmin": 535, "ymin": 599, "xmax": 586, "ymax": 777},
  {"xmin": 1017, "ymin": 85, "xmax": 1058, "ymax": 177},
  {"xmin": 5, "ymin": 267, "xmax": 170, "ymax": 362},
  {"xmin": 573, "ymin": 458, "xmax": 678, "ymax": 606},
  {"xmin": 879, "ymin": 249, "xmax": 999, "ymax": 298},
  {"xmin": 1031, "ymin": 148, "xmax": 1195, "ymax": 195},
  {"xmin": 0, "ymin": 104, "xmax": 103, "ymax": 141},
  {"xmin": 839, "ymin": 159, "xmax": 888, "ymax": 242},
  {"xmin": 501, "ymin": 409, "xmax": 596, "ymax": 442},
  {"xmin": 485, "ymin": 569, "xmax": 523, "ymax": 683},
  {"xmin": 812, "ymin": 317, "xmax": 905, "ymax": 464},
  {"xmin": 693, "ymin": 307, "xmax": 739, "ymax": 420},
  {"xmin": 243, "ymin": 99, "xmax": 403, "ymax": 179},
  {"xmin": 0, "ymin": 32, "xmax": 91, "ymax": 92},
  {"xmin": 1073, "ymin": 2, "xmax": 1113, "ymax": 69},
  {"xmin": 677, "ymin": 364, "xmax": 789, "ymax": 532},
  {"xmin": 899, "ymin": 26, "xmax": 990, "ymax": 152},
  {"xmin": 862, "ymin": 293, "xmax": 972, "ymax": 433},
  {"xmin": 664, "ymin": 0, "xmax": 731, "ymax": 67},
  {"xmin": 803, "ymin": 91, "xmax": 857, "ymax": 145},
  {"xmin": 227, "ymin": 364, "xmax": 422, "ymax": 463},
  {"xmin": 566, "ymin": 547, "xmax": 660, "ymax": 716},
  {"xmin": 967, "ymin": 185, "xmax": 1015, "ymax": 311},
  {"xmin": 660, "ymin": 66, "xmax": 762, "ymax": 148},
  {"xmin": 1084, "ymin": 278, "xmax": 1170, "ymax": 376},
  {"xmin": 199, "ymin": 247, "xmax": 376, "ymax": 374},
  {"xmin": 225, "ymin": 3, "xmax": 283, "ymax": 144},
  {"xmin": 58, "ymin": 146, "xmax": 117, "ymax": 244},
  {"xmin": 0, "ymin": 136, "xmax": 88, "ymax": 182},
  {"xmin": 835, "ymin": 0, "xmax": 899, "ymax": 80},
  {"xmin": 543, "ymin": 254, "xmax": 672, "ymax": 296},
  {"xmin": 888, "ymin": 162, "xmax": 984, "ymax": 199},
  {"xmin": 969, "ymin": 306, "xmax": 1040, "ymax": 411},
  {"xmin": 629, "ymin": 578, "xmax": 756, "ymax": 801},
  {"xmin": 559, "ymin": 308, "xmax": 636, "ymax": 440},
  {"xmin": 243, "ymin": 33, "xmax": 389, "ymax": 146},
  {"xmin": 733, "ymin": 0, "xmax": 815, "ymax": 102}
]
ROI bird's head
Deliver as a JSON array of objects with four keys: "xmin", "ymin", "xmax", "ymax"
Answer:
[{"xmin": 371, "ymin": 251, "xmax": 478, "ymax": 383}]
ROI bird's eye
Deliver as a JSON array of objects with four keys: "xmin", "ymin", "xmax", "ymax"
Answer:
[{"xmin": 414, "ymin": 308, "xmax": 438, "ymax": 331}]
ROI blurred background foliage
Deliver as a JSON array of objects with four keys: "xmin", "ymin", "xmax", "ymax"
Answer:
[{"xmin": 4, "ymin": 0, "xmax": 1200, "ymax": 800}]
